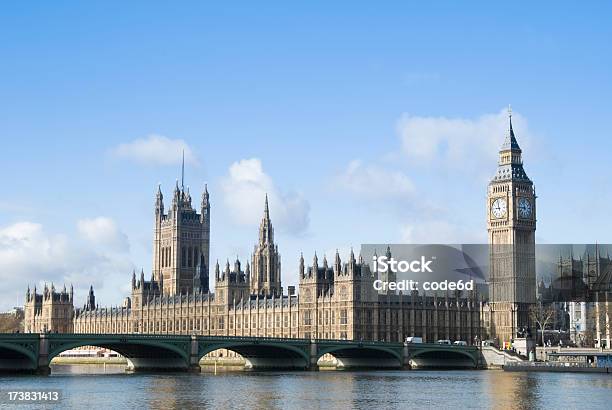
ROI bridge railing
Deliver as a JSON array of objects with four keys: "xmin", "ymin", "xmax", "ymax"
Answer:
[{"xmin": 2, "ymin": 333, "xmax": 477, "ymax": 350}]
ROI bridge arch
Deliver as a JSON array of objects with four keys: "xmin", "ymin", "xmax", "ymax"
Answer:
[
  {"xmin": 199, "ymin": 341, "xmax": 310, "ymax": 370},
  {"xmin": 409, "ymin": 348, "xmax": 477, "ymax": 369},
  {"xmin": 0, "ymin": 341, "xmax": 39, "ymax": 372},
  {"xmin": 317, "ymin": 344, "xmax": 403, "ymax": 369},
  {"xmin": 46, "ymin": 335, "xmax": 191, "ymax": 372}
]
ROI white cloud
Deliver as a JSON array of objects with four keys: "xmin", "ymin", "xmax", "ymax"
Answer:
[
  {"xmin": 397, "ymin": 108, "xmax": 532, "ymax": 173},
  {"xmin": 220, "ymin": 158, "xmax": 310, "ymax": 235},
  {"xmin": 334, "ymin": 160, "xmax": 414, "ymax": 197},
  {"xmin": 0, "ymin": 221, "xmax": 134, "ymax": 311},
  {"xmin": 112, "ymin": 134, "xmax": 197, "ymax": 165},
  {"xmin": 77, "ymin": 217, "xmax": 129, "ymax": 252}
]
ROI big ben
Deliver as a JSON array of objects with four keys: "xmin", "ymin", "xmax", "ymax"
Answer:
[{"xmin": 487, "ymin": 107, "xmax": 536, "ymax": 345}]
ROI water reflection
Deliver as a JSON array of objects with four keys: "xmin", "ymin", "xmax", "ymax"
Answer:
[{"xmin": 2, "ymin": 367, "xmax": 611, "ymax": 409}]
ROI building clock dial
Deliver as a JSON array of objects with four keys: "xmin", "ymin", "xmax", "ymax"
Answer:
[
  {"xmin": 491, "ymin": 198, "xmax": 507, "ymax": 218},
  {"xmin": 518, "ymin": 197, "xmax": 532, "ymax": 218}
]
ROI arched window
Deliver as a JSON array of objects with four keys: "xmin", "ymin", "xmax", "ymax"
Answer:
[
  {"xmin": 182, "ymin": 247, "xmax": 187, "ymax": 267},
  {"xmin": 188, "ymin": 247, "xmax": 193, "ymax": 267}
]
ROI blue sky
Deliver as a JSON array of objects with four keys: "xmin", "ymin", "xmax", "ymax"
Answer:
[{"xmin": 1, "ymin": 1, "xmax": 611, "ymax": 309}]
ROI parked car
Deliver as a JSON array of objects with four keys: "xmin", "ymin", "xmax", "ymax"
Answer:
[
  {"xmin": 436, "ymin": 339, "xmax": 452, "ymax": 345},
  {"xmin": 453, "ymin": 341, "xmax": 468, "ymax": 346},
  {"xmin": 405, "ymin": 336, "xmax": 423, "ymax": 344}
]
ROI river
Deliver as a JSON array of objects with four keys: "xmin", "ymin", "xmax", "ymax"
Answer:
[{"xmin": 1, "ymin": 365, "xmax": 611, "ymax": 409}]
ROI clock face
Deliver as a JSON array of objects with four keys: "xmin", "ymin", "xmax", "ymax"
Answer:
[
  {"xmin": 491, "ymin": 198, "xmax": 507, "ymax": 218},
  {"xmin": 518, "ymin": 197, "xmax": 532, "ymax": 218}
]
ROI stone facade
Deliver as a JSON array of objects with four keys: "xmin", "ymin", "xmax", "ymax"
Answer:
[
  {"xmin": 153, "ymin": 179, "xmax": 210, "ymax": 296},
  {"xmin": 24, "ymin": 186, "xmax": 481, "ymax": 343},
  {"xmin": 24, "ymin": 284, "xmax": 74, "ymax": 333}
]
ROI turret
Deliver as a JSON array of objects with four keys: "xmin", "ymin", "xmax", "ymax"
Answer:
[
  {"xmin": 86, "ymin": 285, "xmax": 96, "ymax": 310},
  {"xmin": 334, "ymin": 249, "xmax": 342, "ymax": 275},
  {"xmin": 299, "ymin": 253, "xmax": 305, "ymax": 278},
  {"xmin": 348, "ymin": 248, "xmax": 357, "ymax": 274},
  {"xmin": 155, "ymin": 184, "xmax": 164, "ymax": 215},
  {"xmin": 224, "ymin": 259, "xmax": 230, "ymax": 281},
  {"xmin": 185, "ymin": 186, "xmax": 192, "ymax": 206},
  {"xmin": 172, "ymin": 179, "xmax": 180, "ymax": 208},
  {"xmin": 201, "ymin": 184, "xmax": 210, "ymax": 220}
]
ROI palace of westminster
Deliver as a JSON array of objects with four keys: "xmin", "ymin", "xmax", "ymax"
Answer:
[{"xmin": 25, "ymin": 112, "xmax": 609, "ymax": 346}]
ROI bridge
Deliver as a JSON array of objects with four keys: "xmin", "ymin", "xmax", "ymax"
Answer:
[{"xmin": 0, "ymin": 333, "xmax": 482, "ymax": 374}]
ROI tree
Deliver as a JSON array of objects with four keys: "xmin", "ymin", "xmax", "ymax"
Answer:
[
  {"xmin": 594, "ymin": 302, "xmax": 611, "ymax": 348},
  {"xmin": 530, "ymin": 303, "xmax": 555, "ymax": 347},
  {"xmin": 0, "ymin": 313, "xmax": 24, "ymax": 333}
]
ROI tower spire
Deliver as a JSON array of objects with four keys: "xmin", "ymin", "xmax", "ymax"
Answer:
[
  {"xmin": 264, "ymin": 193, "xmax": 269, "ymax": 219},
  {"xmin": 501, "ymin": 104, "xmax": 520, "ymax": 152},
  {"xmin": 181, "ymin": 150, "xmax": 185, "ymax": 190}
]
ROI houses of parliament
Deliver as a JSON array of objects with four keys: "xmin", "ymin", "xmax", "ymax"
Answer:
[{"xmin": 24, "ymin": 111, "xmax": 537, "ymax": 346}]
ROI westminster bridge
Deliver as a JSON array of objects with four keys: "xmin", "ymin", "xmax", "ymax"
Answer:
[{"xmin": 0, "ymin": 333, "xmax": 483, "ymax": 374}]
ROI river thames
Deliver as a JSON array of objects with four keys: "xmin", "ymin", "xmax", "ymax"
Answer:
[{"xmin": 1, "ymin": 365, "xmax": 611, "ymax": 409}]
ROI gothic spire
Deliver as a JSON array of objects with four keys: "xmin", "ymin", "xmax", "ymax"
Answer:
[
  {"xmin": 299, "ymin": 252, "xmax": 305, "ymax": 276},
  {"xmin": 156, "ymin": 183, "xmax": 163, "ymax": 200},
  {"xmin": 500, "ymin": 105, "xmax": 521, "ymax": 152},
  {"xmin": 174, "ymin": 179, "xmax": 180, "ymax": 200},
  {"xmin": 492, "ymin": 105, "xmax": 530, "ymax": 182},
  {"xmin": 258, "ymin": 194, "xmax": 274, "ymax": 245},
  {"xmin": 201, "ymin": 183, "xmax": 209, "ymax": 208},
  {"xmin": 181, "ymin": 149, "xmax": 185, "ymax": 191}
]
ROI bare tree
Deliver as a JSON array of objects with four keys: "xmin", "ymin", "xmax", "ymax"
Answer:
[
  {"xmin": 0, "ymin": 314, "xmax": 23, "ymax": 333},
  {"xmin": 530, "ymin": 303, "xmax": 556, "ymax": 347},
  {"xmin": 594, "ymin": 303, "xmax": 611, "ymax": 348}
]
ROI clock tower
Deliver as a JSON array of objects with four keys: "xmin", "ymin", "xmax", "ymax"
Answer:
[{"xmin": 487, "ymin": 107, "xmax": 536, "ymax": 345}]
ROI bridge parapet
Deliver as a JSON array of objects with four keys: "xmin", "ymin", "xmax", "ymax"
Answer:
[{"xmin": 0, "ymin": 334, "xmax": 483, "ymax": 373}]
